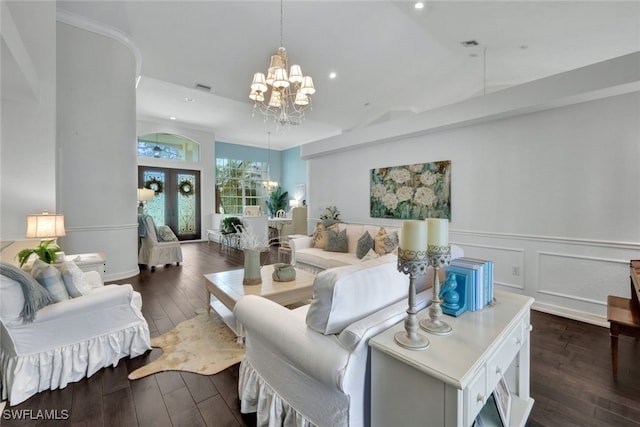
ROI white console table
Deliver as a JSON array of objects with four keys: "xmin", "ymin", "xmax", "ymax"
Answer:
[{"xmin": 369, "ymin": 290, "xmax": 534, "ymax": 427}]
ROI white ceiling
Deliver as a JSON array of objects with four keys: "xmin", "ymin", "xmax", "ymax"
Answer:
[{"xmin": 57, "ymin": 1, "xmax": 640, "ymax": 151}]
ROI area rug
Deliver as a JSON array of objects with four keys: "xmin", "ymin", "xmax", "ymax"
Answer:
[{"xmin": 128, "ymin": 309, "xmax": 244, "ymax": 380}]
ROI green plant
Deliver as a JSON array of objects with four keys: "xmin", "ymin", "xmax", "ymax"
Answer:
[
  {"xmin": 266, "ymin": 187, "xmax": 289, "ymax": 216},
  {"xmin": 320, "ymin": 205, "xmax": 341, "ymax": 221},
  {"xmin": 17, "ymin": 239, "xmax": 61, "ymax": 267},
  {"xmin": 222, "ymin": 216, "xmax": 242, "ymax": 234}
]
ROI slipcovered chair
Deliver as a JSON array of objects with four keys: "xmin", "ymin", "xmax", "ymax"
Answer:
[
  {"xmin": 280, "ymin": 207, "xmax": 308, "ymax": 238},
  {"xmin": 244, "ymin": 206, "xmax": 261, "ymax": 216},
  {"xmin": 0, "ymin": 261, "xmax": 151, "ymax": 406},
  {"xmin": 138, "ymin": 214, "xmax": 182, "ymax": 272}
]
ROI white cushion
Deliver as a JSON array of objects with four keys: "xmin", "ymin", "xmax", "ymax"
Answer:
[
  {"xmin": 306, "ymin": 259, "xmax": 410, "ymax": 335},
  {"xmin": 59, "ymin": 261, "xmax": 93, "ymax": 297},
  {"xmin": 31, "ymin": 259, "xmax": 69, "ymax": 303}
]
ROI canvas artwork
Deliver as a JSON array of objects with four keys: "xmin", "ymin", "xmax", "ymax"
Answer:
[{"xmin": 370, "ymin": 160, "xmax": 451, "ymax": 220}]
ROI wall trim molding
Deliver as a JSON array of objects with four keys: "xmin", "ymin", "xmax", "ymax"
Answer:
[
  {"xmin": 537, "ymin": 250, "xmax": 629, "ymax": 265},
  {"xmin": 452, "ymin": 229, "xmax": 639, "ymax": 250},
  {"xmin": 532, "ymin": 302, "xmax": 608, "ymax": 328},
  {"xmin": 495, "ymin": 281, "xmax": 524, "ymax": 290},
  {"xmin": 65, "ymin": 223, "xmax": 138, "ymax": 233},
  {"xmin": 536, "ymin": 289, "xmax": 607, "ymax": 308},
  {"xmin": 56, "ymin": 9, "xmax": 142, "ymax": 77}
]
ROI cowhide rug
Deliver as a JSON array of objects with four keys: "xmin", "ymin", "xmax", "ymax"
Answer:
[{"xmin": 128, "ymin": 309, "xmax": 244, "ymax": 380}]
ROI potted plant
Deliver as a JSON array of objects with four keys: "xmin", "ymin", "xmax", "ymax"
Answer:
[
  {"xmin": 17, "ymin": 239, "xmax": 61, "ymax": 267},
  {"xmin": 266, "ymin": 187, "xmax": 289, "ymax": 217},
  {"xmin": 221, "ymin": 216, "xmax": 242, "ymax": 234}
]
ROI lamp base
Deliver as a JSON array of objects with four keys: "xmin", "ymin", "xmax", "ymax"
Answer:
[
  {"xmin": 420, "ymin": 318, "xmax": 453, "ymax": 336},
  {"xmin": 394, "ymin": 331, "xmax": 430, "ymax": 351}
]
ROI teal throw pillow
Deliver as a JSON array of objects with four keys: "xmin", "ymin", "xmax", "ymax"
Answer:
[
  {"xmin": 356, "ymin": 231, "xmax": 374, "ymax": 259},
  {"xmin": 31, "ymin": 259, "xmax": 70, "ymax": 303},
  {"xmin": 324, "ymin": 228, "xmax": 348, "ymax": 253}
]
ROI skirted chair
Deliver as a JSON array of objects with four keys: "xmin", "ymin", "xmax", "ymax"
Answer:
[
  {"xmin": 280, "ymin": 207, "xmax": 308, "ymax": 237},
  {"xmin": 0, "ymin": 261, "xmax": 151, "ymax": 406},
  {"xmin": 138, "ymin": 214, "xmax": 183, "ymax": 272}
]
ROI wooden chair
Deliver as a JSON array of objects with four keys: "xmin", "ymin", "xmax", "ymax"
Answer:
[{"xmin": 607, "ymin": 260, "xmax": 640, "ymax": 379}]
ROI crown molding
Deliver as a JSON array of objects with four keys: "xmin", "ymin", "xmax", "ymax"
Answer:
[{"xmin": 56, "ymin": 8, "xmax": 142, "ymax": 78}]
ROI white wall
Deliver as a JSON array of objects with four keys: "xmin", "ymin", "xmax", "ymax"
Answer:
[
  {"xmin": 137, "ymin": 120, "xmax": 216, "ymax": 240},
  {"xmin": 1, "ymin": 1, "xmax": 57, "ymax": 240},
  {"xmin": 304, "ymin": 73, "xmax": 639, "ymax": 325},
  {"xmin": 56, "ymin": 22, "xmax": 138, "ymax": 280}
]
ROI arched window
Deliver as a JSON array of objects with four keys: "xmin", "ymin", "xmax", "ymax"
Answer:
[{"xmin": 137, "ymin": 133, "xmax": 200, "ymax": 161}]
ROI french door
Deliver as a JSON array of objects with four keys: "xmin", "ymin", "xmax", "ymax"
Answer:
[{"xmin": 138, "ymin": 167, "xmax": 201, "ymax": 241}]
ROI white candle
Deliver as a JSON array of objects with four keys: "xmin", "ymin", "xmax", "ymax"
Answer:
[
  {"xmin": 427, "ymin": 218, "xmax": 449, "ymax": 247},
  {"xmin": 400, "ymin": 220, "xmax": 427, "ymax": 252}
]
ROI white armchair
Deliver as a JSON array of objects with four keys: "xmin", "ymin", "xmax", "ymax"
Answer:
[
  {"xmin": 234, "ymin": 258, "xmax": 442, "ymax": 427},
  {"xmin": 138, "ymin": 214, "xmax": 183, "ymax": 272},
  {"xmin": 280, "ymin": 207, "xmax": 307, "ymax": 238},
  {"xmin": 0, "ymin": 262, "xmax": 151, "ymax": 406}
]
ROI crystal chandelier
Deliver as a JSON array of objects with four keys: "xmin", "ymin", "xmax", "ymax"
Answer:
[{"xmin": 249, "ymin": 0, "xmax": 315, "ymax": 131}]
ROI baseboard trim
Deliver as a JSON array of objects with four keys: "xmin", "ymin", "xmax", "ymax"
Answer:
[
  {"xmin": 105, "ymin": 267, "xmax": 140, "ymax": 282},
  {"xmin": 532, "ymin": 301, "xmax": 608, "ymax": 328}
]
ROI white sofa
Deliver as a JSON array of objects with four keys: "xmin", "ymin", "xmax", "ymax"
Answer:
[
  {"xmin": 290, "ymin": 222, "xmax": 463, "ymax": 273},
  {"xmin": 0, "ymin": 262, "xmax": 151, "ymax": 406},
  {"xmin": 233, "ymin": 246, "xmax": 463, "ymax": 427}
]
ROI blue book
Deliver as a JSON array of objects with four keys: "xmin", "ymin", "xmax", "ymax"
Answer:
[{"xmin": 451, "ymin": 258, "xmax": 494, "ymax": 309}]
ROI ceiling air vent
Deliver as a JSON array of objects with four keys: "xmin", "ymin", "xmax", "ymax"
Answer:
[
  {"xmin": 461, "ymin": 40, "xmax": 479, "ymax": 47},
  {"xmin": 195, "ymin": 83, "xmax": 211, "ymax": 92}
]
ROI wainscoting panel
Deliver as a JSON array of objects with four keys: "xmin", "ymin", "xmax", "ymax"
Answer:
[
  {"xmin": 450, "ymin": 229, "xmax": 639, "ymax": 326},
  {"xmin": 63, "ymin": 223, "xmax": 139, "ymax": 281},
  {"xmin": 536, "ymin": 252, "xmax": 628, "ymax": 321},
  {"xmin": 454, "ymin": 243, "xmax": 525, "ymax": 290}
]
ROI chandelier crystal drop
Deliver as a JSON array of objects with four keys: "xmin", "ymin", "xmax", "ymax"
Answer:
[{"xmin": 249, "ymin": 0, "xmax": 315, "ymax": 132}]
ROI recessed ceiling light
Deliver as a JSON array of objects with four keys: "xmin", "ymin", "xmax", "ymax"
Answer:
[
  {"xmin": 184, "ymin": 97, "xmax": 195, "ymax": 103},
  {"xmin": 414, "ymin": 2, "xmax": 424, "ymax": 9},
  {"xmin": 169, "ymin": 116, "xmax": 176, "ymax": 120},
  {"xmin": 329, "ymin": 72, "xmax": 337, "ymax": 79}
]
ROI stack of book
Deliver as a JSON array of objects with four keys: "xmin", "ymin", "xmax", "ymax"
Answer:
[{"xmin": 447, "ymin": 257, "xmax": 494, "ymax": 312}]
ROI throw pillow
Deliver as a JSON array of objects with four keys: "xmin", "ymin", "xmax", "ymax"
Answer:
[
  {"xmin": 0, "ymin": 261, "xmax": 53, "ymax": 323},
  {"xmin": 31, "ymin": 259, "xmax": 70, "ymax": 303},
  {"xmin": 59, "ymin": 261, "xmax": 93, "ymax": 297},
  {"xmin": 361, "ymin": 248, "xmax": 380, "ymax": 261},
  {"xmin": 374, "ymin": 228, "xmax": 399, "ymax": 255},
  {"xmin": 157, "ymin": 225, "xmax": 178, "ymax": 242},
  {"xmin": 355, "ymin": 231, "xmax": 374, "ymax": 259},
  {"xmin": 324, "ymin": 229, "xmax": 348, "ymax": 253},
  {"xmin": 312, "ymin": 223, "xmax": 339, "ymax": 249}
]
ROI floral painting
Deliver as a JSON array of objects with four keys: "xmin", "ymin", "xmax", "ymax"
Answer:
[{"xmin": 370, "ymin": 160, "xmax": 451, "ymax": 220}]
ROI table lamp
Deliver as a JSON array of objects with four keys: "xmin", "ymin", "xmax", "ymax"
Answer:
[{"xmin": 137, "ymin": 188, "xmax": 155, "ymax": 214}]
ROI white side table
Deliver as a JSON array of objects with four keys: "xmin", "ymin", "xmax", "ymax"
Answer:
[
  {"xmin": 369, "ymin": 290, "xmax": 534, "ymax": 427},
  {"xmin": 61, "ymin": 253, "xmax": 106, "ymax": 280}
]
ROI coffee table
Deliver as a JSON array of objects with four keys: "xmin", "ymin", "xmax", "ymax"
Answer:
[{"xmin": 204, "ymin": 264, "xmax": 316, "ymax": 342}]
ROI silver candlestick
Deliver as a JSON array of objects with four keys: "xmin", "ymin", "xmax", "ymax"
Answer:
[
  {"xmin": 395, "ymin": 248, "xmax": 430, "ymax": 350},
  {"xmin": 420, "ymin": 245, "xmax": 453, "ymax": 336}
]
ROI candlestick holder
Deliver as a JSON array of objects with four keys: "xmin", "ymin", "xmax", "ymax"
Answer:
[
  {"xmin": 420, "ymin": 245, "xmax": 453, "ymax": 336},
  {"xmin": 395, "ymin": 248, "xmax": 430, "ymax": 350}
]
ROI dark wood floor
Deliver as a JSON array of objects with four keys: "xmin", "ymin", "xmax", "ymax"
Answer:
[{"xmin": 2, "ymin": 242, "xmax": 639, "ymax": 426}]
